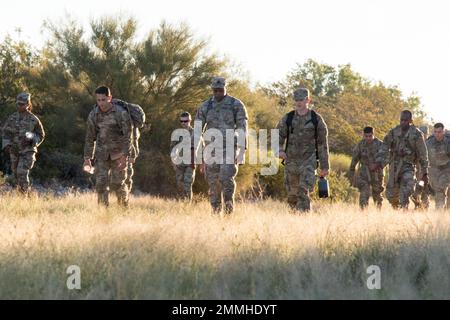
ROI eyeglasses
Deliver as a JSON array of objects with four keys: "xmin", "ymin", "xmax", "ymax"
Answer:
[
  {"xmin": 17, "ymin": 102, "xmax": 28, "ymax": 106},
  {"xmin": 180, "ymin": 120, "xmax": 190, "ymax": 123}
]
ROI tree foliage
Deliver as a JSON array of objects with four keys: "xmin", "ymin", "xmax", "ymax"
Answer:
[{"xmin": 0, "ymin": 17, "xmax": 429, "ymax": 201}]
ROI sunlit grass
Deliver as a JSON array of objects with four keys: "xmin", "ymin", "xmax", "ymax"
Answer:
[{"xmin": 1, "ymin": 193, "xmax": 450, "ymax": 299}]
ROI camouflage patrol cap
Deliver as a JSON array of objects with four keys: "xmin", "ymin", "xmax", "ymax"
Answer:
[
  {"xmin": 211, "ymin": 77, "xmax": 226, "ymax": 89},
  {"xmin": 16, "ymin": 92, "xmax": 31, "ymax": 104},
  {"xmin": 293, "ymin": 88, "xmax": 310, "ymax": 101},
  {"xmin": 180, "ymin": 111, "xmax": 192, "ymax": 119},
  {"xmin": 419, "ymin": 125, "xmax": 429, "ymax": 135}
]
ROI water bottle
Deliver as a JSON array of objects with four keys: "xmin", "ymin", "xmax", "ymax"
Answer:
[{"xmin": 318, "ymin": 176, "xmax": 330, "ymax": 198}]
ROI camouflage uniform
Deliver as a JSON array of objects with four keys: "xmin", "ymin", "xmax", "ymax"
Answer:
[
  {"xmin": 277, "ymin": 90, "xmax": 330, "ymax": 212},
  {"xmin": 170, "ymin": 126, "xmax": 197, "ymax": 200},
  {"xmin": 126, "ymin": 128, "xmax": 140, "ymax": 192},
  {"xmin": 426, "ymin": 134, "xmax": 450, "ymax": 210},
  {"xmin": 412, "ymin": 126, "xmax": 431, "ymax": 209},
  {"xmin": 349, "ymin": 138, "xmax": 384, "ymax": 209},
  {"xmin": 84, "ymin": 102, "xmax": 132, "ymax": 207},
  {"xmin": 195, "ymin": 77, "xmax": 248, "ymax": 214},
  {"xmin": 2, "ymin": 93, "xmax": 45, "ymax": 194},
  {"xmin": 377, "ymin": 125, "xmax": 428, "ymax": 209}
]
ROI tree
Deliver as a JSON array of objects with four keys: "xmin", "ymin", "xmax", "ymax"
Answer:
[
  {"xmin": 31, "ymin": 17, "xmax": 226, "ymax": 194},
  {"xmin": 261, "ymin": 59, "xmax": 428, "ymax": 155}
]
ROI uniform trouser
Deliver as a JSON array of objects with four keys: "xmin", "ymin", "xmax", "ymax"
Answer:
[
  {"xmin": 125, "ymin": 162, "xmax": 134, "ymax": 192},
  {"xmin": 429, "ymin": 167, "xmax": 450, "ymax": 210},
  {"xmin": 175, "ymin": 164, "xmax": 196, "ymax": 201},
  {"xmin": 10, "ymin": 151, "xmax": 36, "ymax": 194},
  {"xmin": 411, "ymin": 182, "xmax": 430, "ymax": 209},
  {"xmin": 386, "ymin": 165, "xmax": 415, "ymax": 209},
  {"xmin": 357, "ymin": 167, "xmax": 384, "ymax": 209},
  {"xmin": 205, "ymin": 163, "xmax": 238, "ymax": 213},
  {"xmin": 284, "ymin": 161, "xmax": 316, "ymax": 212},
  {"xmin": 95, "ymin": 157, "xmax": 128, "ymax": 207}
]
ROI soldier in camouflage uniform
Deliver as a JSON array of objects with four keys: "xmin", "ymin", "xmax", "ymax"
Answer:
[
  {"xmin": 375, "ymin": 110, "xmax": 429, "ymax": 209},
  {"xmin": 412, "ymin": 125, "xmax": 431, "ymax": 209},
  {"xmin": 2, "ymin": 92, "xmax": 45, "ymax": 194},
  {"xmin": 426, "ymin": 123, "xmax": 450, "ymax": 210},
  {"xmin": 348, "ymin": 127, "xmax": 384, "ymax": 209},
  {"xmin": 195, "ymin": 77, "xmax": 248, "ymax": 214},
  {"xmin": 277, "ymin": 88, "xmax": 330, "ymax": 212},
  {"xmin": 83, "ymin": 86, "xmax": 133, "ymax": 207},
  {"xmin": 170, "ymin": 111, "xmax": 197, "ymax": 201}
]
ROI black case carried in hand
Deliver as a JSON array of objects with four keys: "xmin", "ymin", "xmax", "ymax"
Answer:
[{"xmin": 318, "ymin": 176, "xmax": 330, "ymax": 198}]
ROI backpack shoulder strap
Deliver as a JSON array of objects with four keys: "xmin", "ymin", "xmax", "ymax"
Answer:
[
  {"xmin": 286, "ymin": 110, "xmax": 295, "ymax": 133},
  {"xmin": 284, "ymin": 110, "xmax": 296, "ymax": 153},
  {"xmin": 113, "ymin": 99, "xmax": 131, "ymax": 122},
  {"xmin": 310, "ymin": 110, "xmax": 320, "ymax": 166},
  {"xmin": 112, "ymin": 103, "xmax": 127, "ymax": 134},
  {"xmin": 310, "ymin": 110, "xmax": 318, "ymax": 128}
]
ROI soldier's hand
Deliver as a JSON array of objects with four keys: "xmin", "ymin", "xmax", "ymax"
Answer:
[
  {"xmin": 200, "ymin": 163, "xmax": 206, "ymax": 175},
  {"xmin": 83, "ymin": 159, "xmax": 92, "ymax": 167},
  {"xmin": 129, "ymin": 158, "xmax": 136, "ymax": 164},
  {"xmin": 320, "ymin": 169, "xmax": 329, "ymax": 177},
  {"xmin": 117, "ymin": 155, "xmax": 128, "ymax": 171},
  {"xmin": 278, "ymin": 151, "xmax": 287, "ymax": 160}
]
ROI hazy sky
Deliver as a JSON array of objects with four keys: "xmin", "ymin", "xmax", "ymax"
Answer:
[{"xmin": 1, "ymin": 0, "xmax": 449, "ymax": 125}]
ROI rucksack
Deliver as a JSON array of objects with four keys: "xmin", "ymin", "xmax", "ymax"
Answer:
[
  {"xmin": 283, "ymin": 109, "xmax": 319, "ymax": 168},
  {"xmin": 113, "ymin": 99, "xmax": 145, "ymax": 129}
]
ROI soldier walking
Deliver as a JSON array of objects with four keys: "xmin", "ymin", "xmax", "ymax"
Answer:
[
  {"xmin": 2, "ymin": 92, "xmax": 45, "ymax": 195},
  {"xmin": 195, "ymin": 77, "xmax": 248, "ymax": 214},
  {"xmin": 276, "ymin": 88, "xmax": 330, "ymax": 212},
  {"xmin": 170, "ymin": 111, "xmax": 198, "ymax": 201},
  {"xmin": 83, "ymin": 86, "xmax": 133, "ymax": 207},
  {"xmin": 376, "ymin": 110, "xmax": 429, "ymax": 209},
  {"xmin": 426, "ymin": 123, "xmax": 450, "ymax": 210},
  {"xmin": 348, "ymin": 126, "xmax": 384, "ymax": 209}
]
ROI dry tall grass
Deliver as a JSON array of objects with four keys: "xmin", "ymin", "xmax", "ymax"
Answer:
[{"xmin": 1, "ymin": 193, "xmax": 450, "ymax": 299}]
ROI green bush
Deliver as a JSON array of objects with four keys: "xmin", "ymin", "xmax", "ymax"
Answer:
[
  {"xmin": 259, "ymin": 153, "xmax": 357, "ymax": 203},
  {"xmin": 312, "ymin": 171, "xmax": 358, "ymax": 203},
  {"xmin": 330, "ymin": 153, "xmax": 352, "ymax": 174}
]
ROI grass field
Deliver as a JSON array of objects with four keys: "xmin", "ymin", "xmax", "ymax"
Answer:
[{"xmin": 1, "ymin": 193, "xmax": 450, "ymax": 299}]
